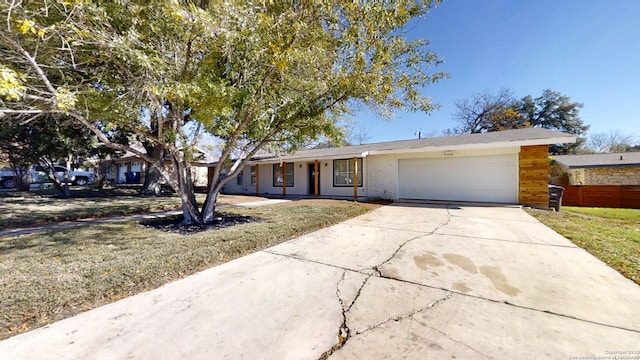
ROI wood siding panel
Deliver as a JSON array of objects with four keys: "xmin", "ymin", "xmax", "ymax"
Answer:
[
  {"xmin": 561, "ymin": 185, "xmax": 640, "ymax": 209},
  {"xmin": 560, "ymin": 186, "xmax": 581, "ymax": 205},
  {"xmin": 519, "ymin": 145, "xmax": 549, "ymax": 208},
  {"xmin": 622, "ymin": 186, "xmax": 640, "ymax": 208}
]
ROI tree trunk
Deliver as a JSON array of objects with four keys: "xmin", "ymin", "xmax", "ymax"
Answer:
[
  {"xmin": 200, "ymin": 154, "xmax": 246, "ymax": 224},
  {"xmin": 50, "ymin": 173, "xmax": 70, "ymax": 198},
  {"xmin": 14, "ymin": 168, "xmax": 30, "ymax": 191},
  {"xmin": 63, "ymin": 179, "xmax": 71, "ymax": 198},
  {"xmin": 140, "ymin": 145, "xmax": 165, "ymax": 196},
  {"xmin": 169, "ymin": 153, "xmax": 202, "ymax": 225},
  {"xmin": 201, "ymin": 186, "xmax": 220, "ymax": 224},
  {"xmin": 96, "ymin": 158, "xmax": 108, "ymax": 188},
  {"xmin": 140, "ymin": 165, "xmax": 164, "ymax": 195},
  {"xmin": 63, "ymin": 158, "xmax": 72, "ymax": 197}
]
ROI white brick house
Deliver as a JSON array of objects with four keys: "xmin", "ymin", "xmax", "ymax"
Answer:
[{"xmin": 223, "ymin": 128, "xmax": 575, "ymax": 207}]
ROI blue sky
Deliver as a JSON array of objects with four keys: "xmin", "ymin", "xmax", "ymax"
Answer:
[{"xmin": 355, "ymin": 0, "xmax": 640, "ymax": 144}]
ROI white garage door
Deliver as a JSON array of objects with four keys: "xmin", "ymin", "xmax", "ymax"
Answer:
[
  {"xmin": 130, "ymin": 161, "xmax": 142, "ymax": 172},
  {"xmin": 398, "ymin": 154, "xmax": 518, "ymax": 203}
]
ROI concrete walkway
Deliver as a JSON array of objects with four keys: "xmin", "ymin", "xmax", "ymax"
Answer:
[{"xmin": 0, "ymin": 203, "xmax": 638, "ymax": 359}]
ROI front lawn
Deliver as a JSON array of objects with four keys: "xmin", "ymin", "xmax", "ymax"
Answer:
[
  {"xmin": 558, "ymin": 206, "xmax": 640, "ymax": 222},
  {"xmin": 0, "ymin": 188, "xmax": 264, "ymax": 229},
  {"xmin": 527, "ymin": 206, "xmax": 640, "ymax": 285},
  {"xmin": 0, "ymin": 199, "xmax": 377, "ymax": 339}
]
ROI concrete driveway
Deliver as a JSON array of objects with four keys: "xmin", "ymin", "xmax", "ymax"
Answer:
[{"xmin": 1, "ymin": 203, "xmax": 639, "ymax": 359}]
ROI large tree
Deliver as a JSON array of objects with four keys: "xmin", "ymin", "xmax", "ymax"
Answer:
[
  {"xmin": 0, "ymin": 113, "xmax": 95, "ymax": 195},
  {"xmin": 0, "ymin": 1, "xmax": 447, "ymax": 224},
  {"xmin": 451, "ymin": 88, "xmax": 588, "ymax": 154},
  {"xmin": 518, "ymin": 89, "xmax": 588, "ymax": 153},
  {"xmin": 451, "ymin": 88, "xmax": 523, "ymax": 134},
  {"xmin": 587, "ymin": 130, "xmax": 636, "ymax": 153}
]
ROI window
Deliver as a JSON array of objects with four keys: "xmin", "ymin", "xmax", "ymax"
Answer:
[
  {"xmin": 236, "ymin": 169, "xmax": 243, "ymax": 185},
  {"xmin": 250, "ymin": 166, "xmax": 257, "ymax": 186},
  {"xmin": 333, "ymin": 158, "xmax": 362, "ymax": 187},
  {"xmin": 273, "ymin": 163, "xmax": 294, "ymax": 187}
]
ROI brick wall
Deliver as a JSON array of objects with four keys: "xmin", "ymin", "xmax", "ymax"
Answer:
[{"xmin": 569, "ymin": 167, "xmax": 640, "ymax": 185}]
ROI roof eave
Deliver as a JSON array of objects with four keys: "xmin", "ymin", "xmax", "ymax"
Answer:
[
  {"xmin": 246, "ymin": 152, "xmax": 369, "ymax": 164},
  {"xmin": 367, "ymin": 136, "xmax": 577, "ymax": 156},
  {"xmin": 564, "ymin": 163, "xmax": 640, "ymax": 169},
  {"xmin": 244, "ymin": 135, "xmax": 577, "ymax": 163}
]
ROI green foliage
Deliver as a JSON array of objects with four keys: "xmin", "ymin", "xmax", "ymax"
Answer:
[
  {"xmin": 518, "ymin": 89, "xmax": 588, "ymax": 154},
  {"xmin": 0, "ymin": 114, "xmax": 93, "ymax": 166},
  {"xmin": 0, "ymin": 113, "xmax": 96, "ymax": 195},
  {"xmin": 1, "ymin": 1, "xmax": 446, "ymax": 222},
  {"xmin": 0, "ymin": 65, "xmax": 24, "ymax": 101},
  {"xmin": 452, "ymin": 88, "xmax": 589, "ymax": 154}
]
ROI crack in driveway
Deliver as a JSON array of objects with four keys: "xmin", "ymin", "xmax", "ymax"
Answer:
[
  {"xmin": 353, "ymin": 292, "xmax": 456, "ymax": 337},
  {"xmin": 410, "ymin": 316, "xmax": 493, "ymax": 359},
  {"xmin": 318, "ymin": 270, "xmax": 371, "ymax": 360},
  {"xmin": 269, "ymin": 203, "xmax": 640, "ymax": 358},
  {"xmin": 318, "ymin": 207, "xmax": 454, "ymax": 358},
  {"xmin": 376, "ymin": 206, "xmax": 453, "ymax": 277},
  {"xmin": 319, "ymin": 273, "xmax": 456, "ymax": 359}
]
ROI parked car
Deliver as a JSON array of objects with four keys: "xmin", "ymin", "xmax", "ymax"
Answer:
[
  {"xmin": 0, "ymin": 165, "xmax": 94, "ymax": 189},
  {"xmin": 0, "ymin": 168, "xmax": 24, "ymax": 189}
]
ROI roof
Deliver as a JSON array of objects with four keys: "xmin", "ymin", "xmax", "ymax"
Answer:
[
  {"xmin": 252, "ymin": 128, "xmax": 576, "ymax": 163},
  {"xmin": 105, "ymin": 143, "xmax": 147, "ymax": 162},
  {"xmin": 553, "ymin": 152, "xmax": 640, "ymax": 169},
  {"xmin": 106, "ymin": 144, "xmax": 217, "ymax": 163}
]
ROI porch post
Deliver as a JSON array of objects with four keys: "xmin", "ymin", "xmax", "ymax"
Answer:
[
  {"xmin": 353, "ymin": 157, "xmax": 358, "ymax": 200},
  {"xmin": 282, "ymin": 162, "xmax": 286, "ymax": 197},
  {"xmin": 314, "ymin": 160, "xmax": 319, "ymax": 197},
  {"xmin": 255, "ymin": 164, "xmax": 259, "ymax": 195}
]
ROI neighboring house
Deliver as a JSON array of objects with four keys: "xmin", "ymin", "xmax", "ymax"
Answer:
[
  {"xmin": 103, "ymin": 144, "xmax": 146, "ymax": 184},
  {"xmin": 223, "ymin": 128, "xmax": 576, "ymax": 208},
  {"xmin": 552, "ymin": 152, "xmax": 640, "ymax": 186},
  {"xmin": 550, "ymin": 152, "xmax": 640, "ymax": 209},
  {"xmin": 104, "ymin": 145, "xmax": 215, "ymax": 186}
]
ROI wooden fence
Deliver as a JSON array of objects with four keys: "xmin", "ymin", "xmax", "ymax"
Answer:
[{"xmin": 559, "ymin": 185, "xmax": 640, "ymax": 208}]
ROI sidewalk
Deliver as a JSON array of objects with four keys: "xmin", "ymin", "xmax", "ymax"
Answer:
[{"xmin": 0, "ymin": 199, "xmax": 290, "ymax": 238}]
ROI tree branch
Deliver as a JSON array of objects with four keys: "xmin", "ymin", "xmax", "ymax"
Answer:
[
  {"xmin": 0, "ymin": 32, "xmax": 57, "ymax": 95},
  {"xmin": 179, "ymin": 35, "xmax": 194, "ymax": 80}
]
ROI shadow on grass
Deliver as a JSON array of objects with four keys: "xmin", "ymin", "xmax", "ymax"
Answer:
[
  {"xmin": 0, "ymin": 223, "xmax": 142, "ymax": 254},
  {"xmin": 140, "ymin": 214, "xmax": 262, "ymax": 235}
]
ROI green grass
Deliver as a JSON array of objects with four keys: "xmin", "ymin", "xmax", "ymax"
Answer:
[
  {"xmin": 0, "ymin": 199, "xmax": 377, "ymax": 339},
  {"xmin": 561, "ymin": 206, "xmax": 640, "ymax": 222},
  {"xmin": 527, "ymin": 207, "xmax": 640, "ymax": 286},
  {"xmin": 0, "ymin": 188, "xmax": 203, "ymax": 229}
]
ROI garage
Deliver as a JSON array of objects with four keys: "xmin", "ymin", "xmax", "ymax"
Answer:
[{"xmin": 398, "ymin": 154, "xmax": 518, "ymax": 203}]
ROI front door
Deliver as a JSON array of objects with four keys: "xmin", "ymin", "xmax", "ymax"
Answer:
[
  {"xmin": 308, "ymin": 163, "xmax": 320, "ymax": 195},
  {"xmin": 118, "ymin": 163, "xmax": 127, "ymax": 184}
]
